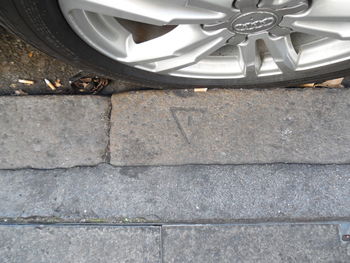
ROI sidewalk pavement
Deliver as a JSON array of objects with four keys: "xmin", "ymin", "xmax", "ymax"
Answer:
[
  {"xmin": 0, "ymin": 88, "xmax": 350, "ymax": 262},
  {"xmin": 2, "ymin": 89, "xmax": 350, "ymax": 169}
]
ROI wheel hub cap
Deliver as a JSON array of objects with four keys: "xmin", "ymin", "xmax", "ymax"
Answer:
[
  {"xmin": 204, "ymin": 0, "xmax": 310, "ymax": 44},
  {"xmin": 59, "ymin": 0, "xmax": 350, "ymax": 79},
  {"xmin": 231, "ymin": 12, "xmax": 278, "ymax": 34}
]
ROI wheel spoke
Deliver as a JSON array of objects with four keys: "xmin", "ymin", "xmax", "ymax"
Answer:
[
  {"xmin": 235, "ymin": 0, "xmax": 260, "ymax": 12},
  {"xmin": 258, "ymin": 0, "xmax": 279, "ymax": 7},
  {"xmin": 238, "ymin": 38, "xmax": 262, "ymax": 76},
  {"xmin": 59, "ymin": 0, "xmax": 227, "ymax": 26},
  {"xmin": 280, "ymin": 0, "xmax": 350, "ymax": 40},
  {"xmin": 153, "ymin": 35, "xmax": 232, "ymax": 73},
  {"xmin": 263, "ymin": 34, "xmax": 298, "ymax": 73},
  {"xmin": 259, "ymin": 0, "xmax": 306, "ymax": 9},
  {"xmin": 124, "ymin": 25, "xmax": 232, "ymax": 73},
  {"xmin": 188, "ymin": 0, "xmax": 237, "ymax": 15},
  {"xmin": 259, "ymin": 0, "xmax": 309, "ymax": 17},
  {"xmin": 238, "ymin": 33, "xmax": 298, "ymax": 76}
]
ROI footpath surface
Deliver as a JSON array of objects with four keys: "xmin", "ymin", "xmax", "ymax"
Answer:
[{"xmin": 0, "ymin": 88, "xmax": 350, "ymax": 262}]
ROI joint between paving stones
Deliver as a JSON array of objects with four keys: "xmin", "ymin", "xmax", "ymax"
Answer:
[
  {"xmin": 1, "ymin": 216, "xmax": 350, "ymax": 226},
  {"xmin": 103, "ymin": 98, "xmax": 113, "ymax": 164},
  {"xmin": 159, "ymin": 226, "xmax": 164, "ymax": 263},
  {"xmin": 2, "ymin": 162, "xmax": 350, "ymax": 172}
]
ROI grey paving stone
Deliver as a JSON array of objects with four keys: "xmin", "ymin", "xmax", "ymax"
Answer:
[
  {"xmin": 110, "ymin": 89, "xmax": 350, "ymax": 165},
  {"xmin": 0, "ymin": 225, "xmax": 160, "ymax": 263},
  {"xmin": 0, "ymin": 96, "xmax": 110, "ymax": 169},
  {"xmin": 0, "ymin": 164, "xmax": 349, "ymax": 222},
  {"xmin": 162, "ymin": 224, "xmax": 350, "ymax": 263}
]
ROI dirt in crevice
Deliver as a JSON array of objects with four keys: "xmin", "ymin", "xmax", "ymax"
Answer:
[{"xmin": 0, "ymin": 27, "xmax": 81, "ymax": 95}]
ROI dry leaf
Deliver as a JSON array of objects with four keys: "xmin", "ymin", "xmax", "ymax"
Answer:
[
  {"xmin": 70, "ymin": 75, "xmax": 109, "ymax": 94},
  {"xmin": 316, "ymin": 78, "xmax": 344, "ymax": 88}
]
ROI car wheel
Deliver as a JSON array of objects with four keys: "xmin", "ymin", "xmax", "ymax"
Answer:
[{"xmin": 1, "ymin": 0, "xmax": 350, "ymax": 88}]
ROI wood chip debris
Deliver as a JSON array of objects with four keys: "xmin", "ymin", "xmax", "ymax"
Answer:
[
  {"xmin": 54, "ymin": 79, "xmax": 62, "ymax": 88},
  {"xmin": 299, "ymin": 83, "xmax": 315, "ymax": 88},
  {"xmin": 300, "ymin": 78, "xmax": 344, "ymax": 88},
  {"xmin": 14, "ymin": 90, "xmax": 28, "ymax": 96},
  {"xmin": 18, "ymin": 79, "xmax": 35, "ymax": 85},
  {"xmin": 316, "ymin": 78, "xmax": 344, "ymax": 88},
  {"xmin": 194, "ymin": 87, "xmax": 208, "ymax": 92},
  {"xmin": 44, "ymin": 78, "xmax": 56, "ymax": 91}
]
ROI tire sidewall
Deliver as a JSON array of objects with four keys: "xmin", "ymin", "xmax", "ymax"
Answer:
[{"xmin": 8, "ymin": 0, "xmax": 350, "ymax": 88}]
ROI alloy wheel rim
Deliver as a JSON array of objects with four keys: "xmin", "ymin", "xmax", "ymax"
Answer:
[{"xmin": 59, "ymin": 0, "xmax": 350, "ymax": 79}]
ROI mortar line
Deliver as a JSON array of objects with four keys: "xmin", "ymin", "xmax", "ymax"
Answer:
[
  {"xmin": 1, "ymin": 162, "xmax": 350, "ymax": 172},
  {"xmin": 160, "ymin": 226, "xmax": 164, "ymax": 263},
  {"xmin": 103, "ymin": 97, "xmax": 113, "ymax": 164},
  {"xmin": 0, "ymin": 219, "xmax": 349, "ymax": 228}
]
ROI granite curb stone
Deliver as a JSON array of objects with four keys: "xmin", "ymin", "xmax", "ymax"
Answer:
[
  {"xmin": 0, "ymin": 96, "xmax": 110, "ymax": 169},
  {"xmin": 0, "ymin": 225, "xmax": 161, "ymax": 263},
  {"xmin": 110, "ymin": 89, "xmax": 350, "ymax": 165},
  {"xmin": 162, "ymin": 224, "xmax": 350, "ymax": 262},
  {"xmin": 0, "ymin": 164, "xmax": 349, "ymax": 222}
]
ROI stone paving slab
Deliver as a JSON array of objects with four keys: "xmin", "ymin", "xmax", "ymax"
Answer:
[
  {"xmin": 162, "ymin": 224, "xmax": 350, "ymax": 262},
  {"xmin": 110, "ymin": 89, "xmax": 350, "ymax": 166},
  {"xmin": 0, "ymin": 96, "xmax": 110, "ymax": 169},
  {"xmin": 0, "ymin": 225, "xmax": 160, "ymax": 263},
  {"xmin": 0, "ymin": 164, "xmax": 349, "ymax": 223}
]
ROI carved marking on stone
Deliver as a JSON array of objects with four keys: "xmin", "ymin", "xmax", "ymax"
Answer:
[{"xmin": 170, "ymin": 107, "xmax": 207, "ymax": 144}]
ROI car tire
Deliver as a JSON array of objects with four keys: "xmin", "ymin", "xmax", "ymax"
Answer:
[{"xmin": 1, "ymin": 0, "xmax": 350, "ymax": 89}]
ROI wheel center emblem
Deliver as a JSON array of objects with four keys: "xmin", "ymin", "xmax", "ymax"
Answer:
[{"xmin": 231, "ymin": 12, "xmax": 278, "ymax": 34}]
